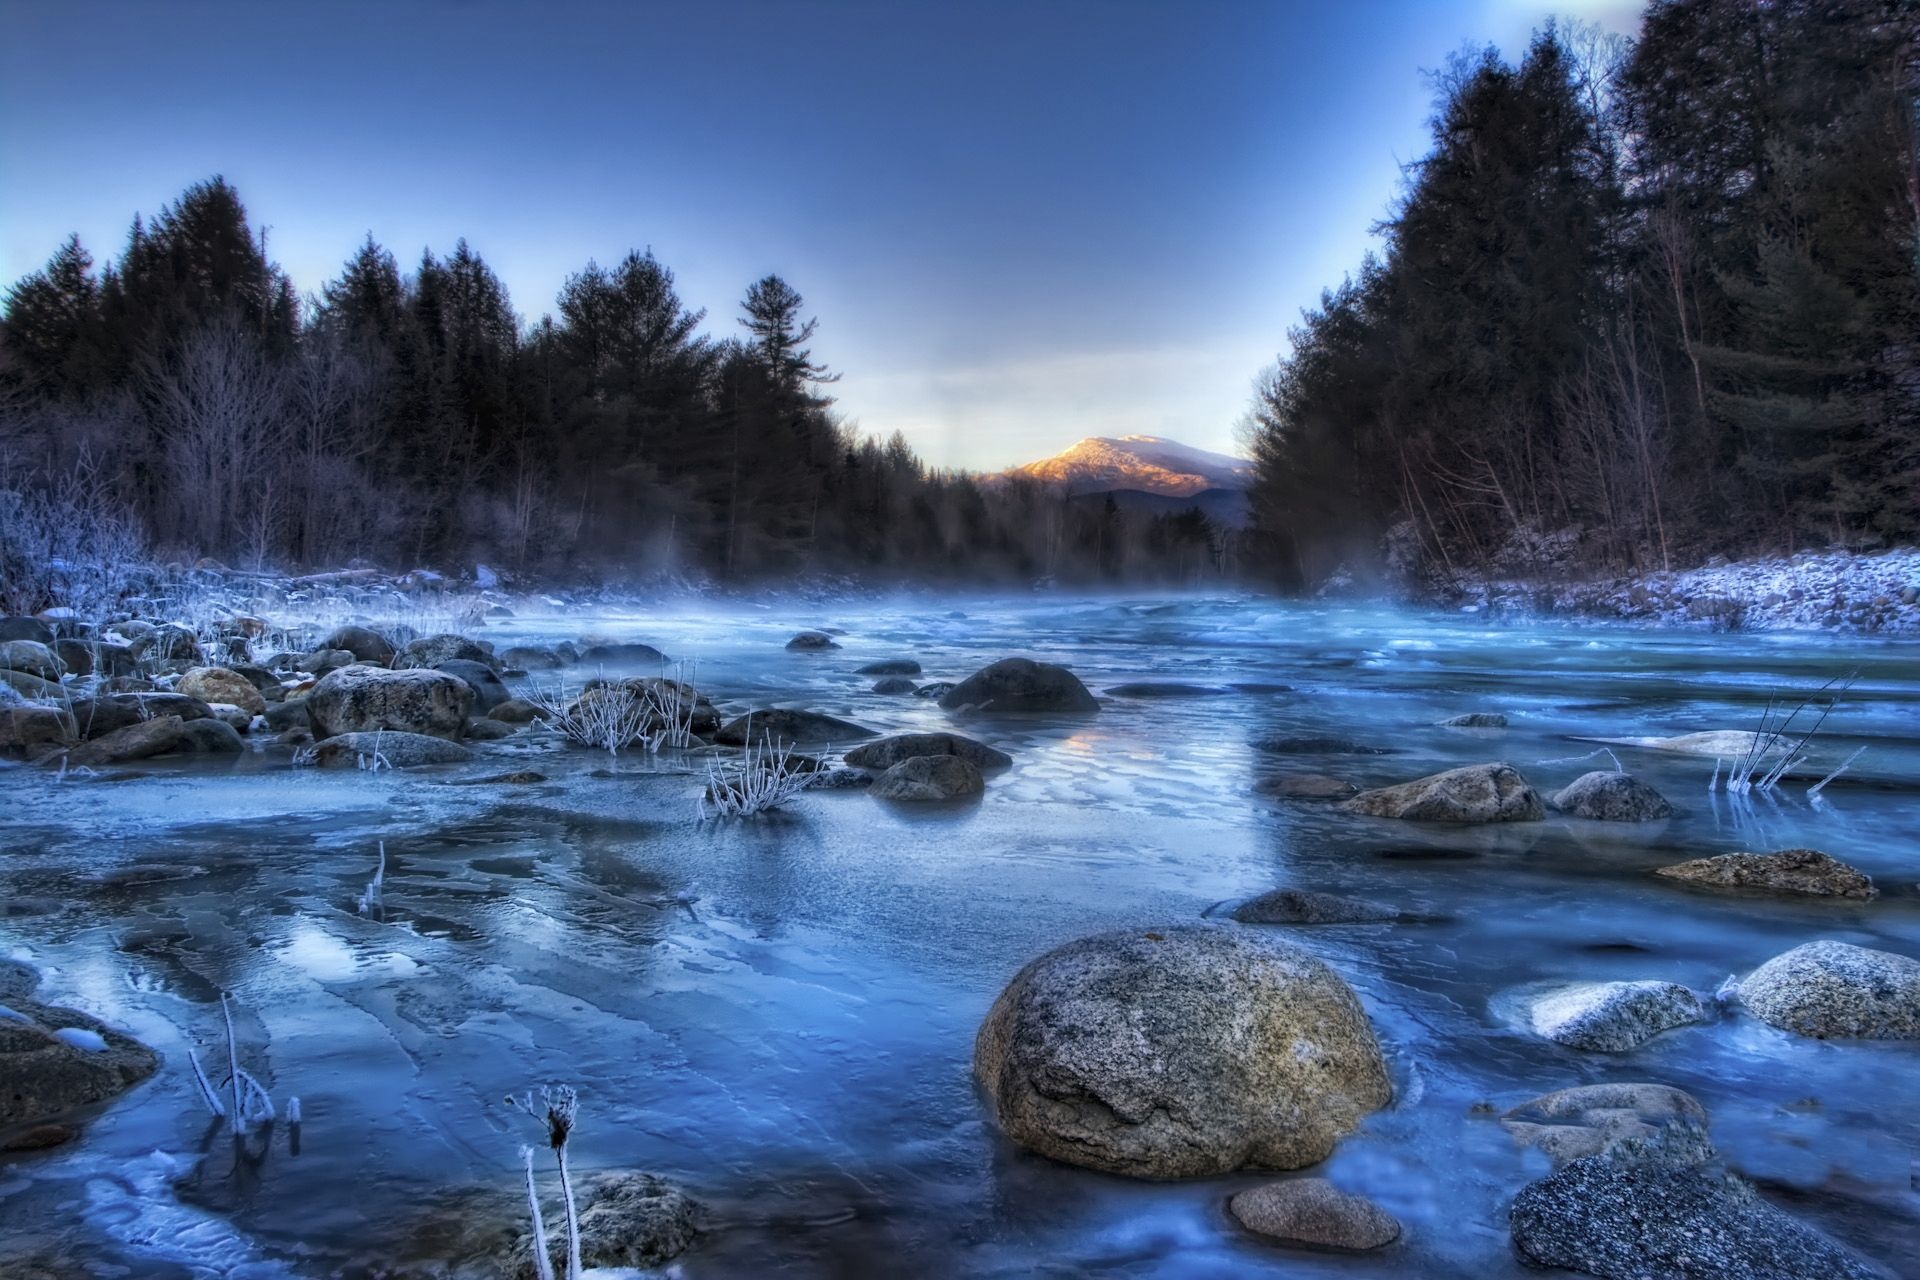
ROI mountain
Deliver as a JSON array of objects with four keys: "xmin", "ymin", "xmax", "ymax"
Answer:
[{"xmin": 1001, "ymin": 435, "xmax": 1255, "ymax": 498}]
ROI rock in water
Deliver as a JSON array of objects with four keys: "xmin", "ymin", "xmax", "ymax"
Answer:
[
  {"xmin": 0, "ymin": 995, "xmax": 158, "ymax": 1125},
  {"xmin": 321, "ymin": 624, "xmax": 396, "ymax": 665},
  {"xmin": 393, "ymin": 633, "xmax": 492, "ymax": 670},
  {"xmin": 1103, "ymin": 682, "xmax": 1227, "ymax": 698},
  {"xmin": 1228, "ymin": 1178, "xmax": 1401, "ymax": 1251},
  {"xmin": 939, "ymin": 657, "xmax": 1098, "ymax": 714},
  {"xmin": 1739, "ymin": 940, "xmax": 1920, "ymax": 1039},
  {"xmin": 308, "ymin": 665, "xmax": 474, "ymax": 740},
  {"xmin": 577, "ymin": 641, "xmax": 668, "ymax": 665},
  {"xmin": 1342, "ymin": 763, "xmax": 1545, "ymax": 823},
  {"xmin": 844, "ymin": 732, "xmax": 1012, "ymax": 772},
  {"xmin": 64, "ymin": 715, "xmax": 188, "ymax": 765},
  {"xmin": 785, "ymin": 630, "xmax": 840, "ymax": 651},
  {"xmin": 435, "ymin": 658, "xmax": 510, "ymax": 713},
  {"xmin": 174, "ymin": 718, "xmax": 245, "ymax": 753},
  {"xmin": 513, "ymin": 1171, "xmax": 700, "ymax": 1278},
  {"xmin": 1230, "ymin": 889, "xmax": 1402, "ymax": 925},
  {"xmin": 487, "ymin": 697, "xmax": 542, "ymax": 724},
  {"xmin": 856, "ymin": 659, "xmax": 922, "ymax": 676},
  {"xmin": 310, "ymin": 731, "xmax": 474, "ymax": 768},
  {"xmin": 1528, "ymin": 981, "xmax": 1706, "ymax": 1051},
  {"xmin": 713, "ymin": 708, "xmax": 876, "ymax": 746},
  {"xmin": 1501, "ymin": 1083, "xmax": 1710, "ymax": 1165},
  {"xmin": 1510, "ymin": 1148, "xmax": 1889, "ymax": 1280},
  {"xmin": 1438, "ymin": 712, "xmax": 1508, "ymax": 728},
  {"xmin": 178, "ymin": 666, "xmax": 267, "ymax": 717},
  {"xmin": 870, "ymin": 676, "xmax": 918, "ymax": 694},
  {"xmin": 1653, "ymin": 849, "xmax": 1875, "ymax": 900},
  {"xmin": 974, "ymin": 925, "xmax": 1390, "ymax": 1179},
  {"xmin": 1253, "ymin": 736, "xmax": 1393, "ymax": 755},
  {"xmin": 870, "ymin": 754, "xmax": 983, "ymax": 800},
  {"xmin": 1255, "ymin": 773, "xmax": 1357, "ymax": 799},
  {"xmin": 1550, "ymin": 771, "xmax": 1676, "ymax": 821}
]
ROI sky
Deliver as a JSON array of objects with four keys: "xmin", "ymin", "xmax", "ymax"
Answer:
[{"xmin": 0, "ymin": 0, "xmax": 1639, "ymax": 472}]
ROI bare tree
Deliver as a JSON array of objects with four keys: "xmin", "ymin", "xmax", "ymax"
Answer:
[{"xmin": 141, "ymin": 319, "xmax": 289, "ymax": 559}]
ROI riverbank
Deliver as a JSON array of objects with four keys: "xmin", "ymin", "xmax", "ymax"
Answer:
[{"xmin": 1416, "ymin": 547, "xmax": 1920, "ymax": 636}]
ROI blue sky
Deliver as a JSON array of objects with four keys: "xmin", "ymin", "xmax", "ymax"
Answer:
[{"xmin": 0, "ymin": 0, "xmax": 1637, "ymax": 470}]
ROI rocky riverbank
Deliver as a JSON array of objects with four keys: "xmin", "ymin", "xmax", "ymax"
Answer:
[{"xmin": 1426, "ymin": 546, "xmax": 1920, "ymax": 634}]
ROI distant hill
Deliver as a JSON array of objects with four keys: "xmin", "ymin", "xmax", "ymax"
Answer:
[{"xmin": 996, "ymin": 434, "xmax": 1254, "ymax": 526}]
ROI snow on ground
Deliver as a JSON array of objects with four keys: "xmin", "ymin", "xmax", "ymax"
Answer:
[{"xmin": 1419, "ymin": 547, "xmax": 1920, "ymax": 635}]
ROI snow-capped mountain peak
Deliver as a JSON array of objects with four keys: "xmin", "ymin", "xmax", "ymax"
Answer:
[{"xmin": 1001, "ymin": 434, "xmax": 1255, "ymax": 497}]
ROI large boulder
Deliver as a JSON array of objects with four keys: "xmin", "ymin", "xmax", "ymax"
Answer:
[
  {"xmin": 66, "ymin": 693, "xmax": 213, "ymax": 740},
  {"xmin": 1739, "ymin": 940, "xmax": 1920, "ymax": 1040},
  {"xmin": 178, "ymin": 667, "xmax": 267, "ymax": 717},
  {"xmin": 394, "ymin": 633, "xmax": 492, "ymax": 670},
  {"xmin": 435, "ymin": 659, "xmax": 511, "ymax": 713},
  {"xmin": 870, "ymin": 754, "xmax": 983, "ymax": 800},
  {"xmin": 309, "ymin": 730, "xmax": 473, "ymax": 768},
  {"xmin": 1510, "ymin": 1144, "xmax": 1889, "ymax": 1280},
  {"xmin": 1502, "ymin": 1083, "xmax": 1711, "ymax": 1166},
  {"xmin": 1228, "ymin": 1178, "xmax": 1401, "ymax": 1251},
  {"xmin": 64, "ymin": 715, "xmax": 189, "ymax": 766},
  {"xmin": 1342, "ymin": 763, "xmax": 1545, "ymax": 823},
  {"xmin": 1551, "ymin": 771, "xmax": 1676, "ymax": 821},
  {"xmin": 308, "ymin": 665, "xmax": 474, "ymax": 741},
  {"xmin": 0, "ymin": 639, "xmax": 63, "ymax": 681},
  {"xmin": 844, "ymin": 732, "xmax": 1012, "ymax": 772},
  {"xmin": 974, "ymin": 925, "xmax": 1391, "ymax": 1179},
  {"xmin": 1527, "ymin": 981, "xmax": 1706, "ymax": 1051},
  {"xmin": 713, "ymin": 708, "xmax": 875, "ymax": 747},
  {"xmin": 939, "ymin": 658, "xmax": 1098, "ymax": 714},
  {"xmin": 1653, "ymin": 849, "xmax": 1875, "ymax": 900},
  {"xmin": 0, "ymin": 995, "xmax": 159, "ymax": 1126},
  {"xmin": 321, "ymin": 624, "xmax": 396, "ymax": 665}
]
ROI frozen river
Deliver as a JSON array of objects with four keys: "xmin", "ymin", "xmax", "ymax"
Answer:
[{"xmin": 3, "ymin": 593, "xmax": 1917, "ymax": 1276}]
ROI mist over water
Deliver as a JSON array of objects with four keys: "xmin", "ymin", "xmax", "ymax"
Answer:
[{"xmin": 3, "ymin": 593, "xmax": 1917, "ymax": 1277}]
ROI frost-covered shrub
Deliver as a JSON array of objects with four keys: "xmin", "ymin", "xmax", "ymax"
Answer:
[{"xmin": 0, "ymin": 471, "xmax": 153, "ymax": 617}]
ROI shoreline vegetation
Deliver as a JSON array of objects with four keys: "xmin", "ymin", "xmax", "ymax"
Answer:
[
  {"xmin": 5, "ymin": 8, "xmax": 1915, "ymax": 618},
  {"xmin": 1243, "ymin": 5, "xmax": 1918, "ymax": 597}
]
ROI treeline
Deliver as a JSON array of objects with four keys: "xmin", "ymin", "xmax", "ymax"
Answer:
[
  {"xmin": 1245, "ymin": 0, "xmax": 1920, "ymax": 590},
  {"xmin": 0, "ymin": 179, "xmax": 1224, "ymax": 591}
]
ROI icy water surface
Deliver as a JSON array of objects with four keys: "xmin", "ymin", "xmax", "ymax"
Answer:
[{"xmin": 3, "ymin": 594, "xmax": 1918, "ymax": 1277}]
